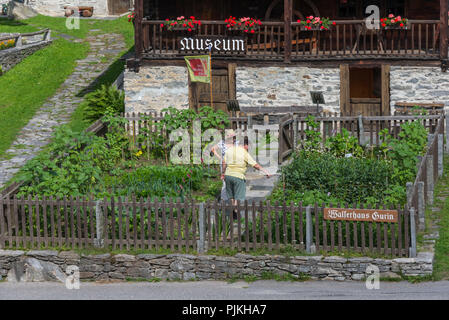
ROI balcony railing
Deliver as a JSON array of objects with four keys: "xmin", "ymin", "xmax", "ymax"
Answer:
[{"xmin": 138, "ymin": 19, "xmax": 442, "ymax": 61}]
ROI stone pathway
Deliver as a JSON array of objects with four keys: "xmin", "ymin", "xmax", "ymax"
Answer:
[{"xmin": 0, "ymin": 31, "xmax": 126, "ymax": 189}]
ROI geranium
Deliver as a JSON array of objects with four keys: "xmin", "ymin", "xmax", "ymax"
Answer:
[
  {"xmin": 225, "ymin": 16, "xmax": 262, "ymax": 33},
  {"xmin": 381, "ymin": 14, "xmax": 408, "ymax": 28},
  {"xmin": 127, "ymin": 11, "xmax": 135, "ymax": 23},
  {"xmin": 297, "ymin": 16, "xmax": 334, "ymax": 30},
  {"xmin": 162, "ymin": 16, "xmax": 201, "ymax": 31}
]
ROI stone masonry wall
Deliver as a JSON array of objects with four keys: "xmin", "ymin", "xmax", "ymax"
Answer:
[
  {"xmin": 124, "ymin": 65, "xmax": 340, "ymax": 114},
  {"xmin": 0, "ymin": 40, "xmax": 51, "ymax": 73},
  {"xmin": 390, "ymin": 66, "xmax": 449, "ymax": 113},
  {"xmin": 236, "ymin": 66, "xmax": 340, "ymax": 114},
  {"xmin": 0, "ymin": 250, "xmax": 433, "ymax": 282},
  {"xmin": 124, "ymin": 66, "xmax": 189, "ymax": 113}
]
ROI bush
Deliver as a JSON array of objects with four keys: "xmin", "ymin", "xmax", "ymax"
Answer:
[
  {"xmin": 82, "ymin": 84, "xmax": 125, "ymax": 121},
  {"xmin": 280, "ymin": 153, "xmax": 394, "ymax": 205}
]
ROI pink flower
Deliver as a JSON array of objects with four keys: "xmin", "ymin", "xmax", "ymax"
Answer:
[{"xmin": 388, "ymin": 14, "xmax": 394, "ymax": 18}]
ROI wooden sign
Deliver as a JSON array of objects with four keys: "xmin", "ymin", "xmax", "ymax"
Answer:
[
  {"xmin": 324, "ymin": 208, "xmax": 398, "ymax": 223},
  {"xmin": 179, "ymin": 36, "xmax": 246, "ymax": 53}
]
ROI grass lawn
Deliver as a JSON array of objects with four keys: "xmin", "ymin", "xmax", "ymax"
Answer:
[
  {"xmin": 430, "ymin": 156, "xmax": 449, "ymax": 280},
  {"xmin": 0, "ymin": 15, "xmax": 134, "ymax": 157},
  {"xmin": 0, "ymin": 38, "xmax": 89, "ymax": 157}
]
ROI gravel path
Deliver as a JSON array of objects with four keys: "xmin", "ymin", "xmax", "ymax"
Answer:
[{"xmin": 0, "ymin": 31, "xmax": 126, "ymax": 188}]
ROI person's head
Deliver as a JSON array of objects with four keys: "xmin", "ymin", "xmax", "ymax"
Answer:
[{"xmin": 224, "ymin": 129, "xmax": 236, "ymax": 145}]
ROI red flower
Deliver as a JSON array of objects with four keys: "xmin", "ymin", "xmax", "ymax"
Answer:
[
  {"xmin": 183, "ymin": 23, "xmax": 187, "ymax": 27},
  {"xmin": 188, "ymin": 28, "xmax": 192, "ymax": 32},
  {"xmin": 190, "ymin": 16, "xmax": 195, "ymax": 20},
  {"xmin": 382, "ymin": 23, "xmax": 386, "ymax": 27},
  {"xmin": 251, "ymin": 29, "xmax": 255, "ymax": 33},
  {"xmin": 160, "ymin": 23, "xmax": 164, "ymax": 27},
  {"xmin": 332, "ymin": 21, "xmax": 336, "ymax": 25}
]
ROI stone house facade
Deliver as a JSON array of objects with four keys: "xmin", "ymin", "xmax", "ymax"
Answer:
[{"xmin": 124, "ymin": 0, "xmax": 449, "ymax": 116}]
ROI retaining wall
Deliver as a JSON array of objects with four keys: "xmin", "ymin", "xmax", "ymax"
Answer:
[
  {"xmin": 0, "ymin": 250, "xmax": 433, "ymax": 283},
  {"xmin": 0, "ymin": 40, "xmax": 51, "ymax": 73}
]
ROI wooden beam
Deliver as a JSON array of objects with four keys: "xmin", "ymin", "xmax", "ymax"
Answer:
[
  {"xmin": 381, "ymin": 64, "xmax": 390, "ymax": 116},
  {"xmin": 340, "ymin": 64, "xmax": 350, "ymax": 116},
  {"xmin": 284, "ymin": 0, "xmax": 292, "ymax": 63},
  {"xmin": 134, "ymin": 0, "xmax": 143, "ymax": 63},
  {"xmin": 440, "ymin": 0, "xmax": 448, "ymax": 61}
]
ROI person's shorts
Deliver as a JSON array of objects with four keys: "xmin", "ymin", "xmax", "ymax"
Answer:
[{"xmin": 225, "ymin": 175, "xmax": 246, "ymax": 201}]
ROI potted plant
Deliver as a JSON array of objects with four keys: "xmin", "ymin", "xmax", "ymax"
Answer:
[
  {"xmin": 381, "ymin": 14, "xmax": 409, "ymax": 29},
  {"xmin": 225, "ymin": 16, "xmax": 262, "ymax": 34},
  {"xmin": 161, "ymin": 16, "xmax": 201, "ymax": 32},
  {"xmin": 127, "ymin": 11, "xmax": 135, "ymax": 24},
  {"xmin": 297, "ymin": 16, "xmax": 335, "ymax": 31}
]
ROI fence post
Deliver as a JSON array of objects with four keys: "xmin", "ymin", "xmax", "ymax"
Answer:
[
  {"xmin": 305, "ymin": 206, "xmax": 314, "ymax": 254},
  {"xmin": 197, "ymin": 203, "xmax": 206, "ymax": 254},
  {"xmin": 406, "ymin": 182, "xmax": 413, "ymax": 207},
  {"xmin": 293, "ymin": 114, "xmax": 298, "ymax": 150},
  {"xmin": 445, "ymin": 110, "xmax": 449, "ymax": 153},
  {"xmin": 438, "ymin": 133, "xmax": 444, "ymax": 177},
  {"xmin": 94, "ymin": 200, "xmax": 104, "ymax": 248},
  {"xmin": 426, "ymin": 155, "xmax": 434, "ymax": 205},
  {"xmin": 409, "ymin": 207, "xmax": 417, "ymax": 258},
  {"xmin": 418, "ymin": 182, "xmax": 425, "ymax": 232},
  {"xmin": 358, "ymin": 115, "xmax": 366, "ymax": 146}
]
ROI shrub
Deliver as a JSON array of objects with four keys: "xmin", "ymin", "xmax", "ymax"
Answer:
[
  {"xmin": 82, "ymin": 84, "xmax": 125, "ymax": 121},
  {"xmin": 280, "ymin": 152, "xmax": 394, "ymax": 205}
]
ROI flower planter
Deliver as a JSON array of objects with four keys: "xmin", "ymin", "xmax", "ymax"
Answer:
[
  {"xmin": 300, "ymin": 26, "xmax": 330, "ymax": 31},
  {"xmin": 384, "ymin": 24, "xmax": 409, "ymax": 30}
]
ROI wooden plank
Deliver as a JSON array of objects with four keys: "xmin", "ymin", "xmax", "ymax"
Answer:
[
  {"xmin": 340, "ymin": 64, "xmax": 350, "ymax": 116},
  {"xmin": 125, "ymin": 196, "xmax": 131, "ymax": 250},
  {"xmin": 76, "ymin": 196, "xmax": 82, "ymax": 248},
  {"xmin": 314, "ymin": 203, "xmax": 320, "ymax": 251},
  {"xmin": 381, "ymin": 64, "xmax": 391, "ymax": 116},
  {"xmin": 162, "ymin": 198, "xmax": 167, "ymax": 249},
  {"xmin": 147, "ymin": 198, "xmax": 153, "ymax": 250},
  {"xmin": 267, "ymin": 201, "xmax": 272, "ymax": 251},
  {"xmin": 118, "ymin": 197, "xmax": 124, "ymax": 250},
  {"xmin": 133, "ymin": 195, "xmax": 138, "ymax": 249},
  {"xmin": 0, "ymin": 197, "xmax": 5, "ymax": 248},
  {"xmin": 139, "ymin": 197, "xmax": 145, "ymax": 249},
  {"xmin": 21, "ymin": 196, "xmax": 27, "ymax": 248},
  {"xmin": 252, "ymin": 201, "xmax": 257, "ymax": 250},
  {"xmin": 169, "ymin": 198, "xmax": 175, "ymax": 251},
  {"xmin": 275, "ymin": 201, "xmax": 280, "ymax": 250},
  {"xmin": 28, "ymin": 196, "xmax": 34, "ymax": 248},
  {"xmin": 82, "ymin": 197, "xmax": 88, "ymax": 248}
]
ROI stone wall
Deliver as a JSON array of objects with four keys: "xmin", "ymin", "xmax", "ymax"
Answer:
[
  {"xmin": 0, "ymin": 40, "xmax": 51, "ymax": 73},
  {"xmin": 0, "ymin": 250, "xmax": 433, "ymax": 282},
  {"xmin": 236, "ymin": 67, "xmax": 340, "ymax": 114},
  {"xmin": 21, "ymin": 0, "xmax": 109, "ymax": 16},
  {"xmin": 124, "ymin": 65, "xmax": 341, "ymax": 114},
  {"xmin": 124, "ymin": 66, "xmax": 189, "ymax": 113},
  {"xmin": 390, "ymin": 66, "xmax": 449, "ymax": 112}
]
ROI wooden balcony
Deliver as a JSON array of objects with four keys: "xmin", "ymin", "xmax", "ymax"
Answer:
[{"xmin": 136, "ymin": 19, "xmax": 444, "ymax": 63}]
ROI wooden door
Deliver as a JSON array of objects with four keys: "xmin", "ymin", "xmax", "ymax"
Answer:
[
  {"xmin": 108, "ymin": 0, "xmax": 132, "ymax": 15},
  {"xmin": 340, "ymin": 64, "xmax": 390, "ymax": 116},
  {"xmin": 189, "ymin": 63, "xmax": 236, "ymax": 114}
]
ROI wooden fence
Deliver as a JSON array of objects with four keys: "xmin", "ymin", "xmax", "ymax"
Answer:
[
  {"xmin": 0, "ymin": 196, "xmax": 412, "ymax": 257},
  {"xmin": 407, "ymin": 115, "xmax": 445, "ymax": 232},
  {"xmin": 277, "ymin": 114, "xmax": 444, "ymax": 163}
]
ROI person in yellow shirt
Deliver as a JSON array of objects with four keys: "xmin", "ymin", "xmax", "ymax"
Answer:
[{"xmin": 221, "ymin": 137, "xmax": 271, "ymax": 215}]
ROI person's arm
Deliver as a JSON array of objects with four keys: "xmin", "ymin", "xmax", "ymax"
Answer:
[
  {"xmin": 254, "ymin": 163, "xmax": 271, "ymax": 178},
  {"xmin": 246, "ymin": 150, "xmax": 271, "ymax": 178},
  {"xmin": 221, "ymin": 159, "xmax": 227, "ymax": 180}
]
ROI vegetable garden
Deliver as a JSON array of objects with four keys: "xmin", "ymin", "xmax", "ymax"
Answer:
[{"xmin": 0, "ymin": 106, "xmax": 445, "ymax": 258}]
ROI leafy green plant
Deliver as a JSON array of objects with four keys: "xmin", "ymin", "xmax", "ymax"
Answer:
[
  {"xmin": 324, "ymin": 128, "xmax": 364, "ymax": 158},
  {"xmin": 82, "ymin": 84, "xmax": 125, "ymax": 122}
]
